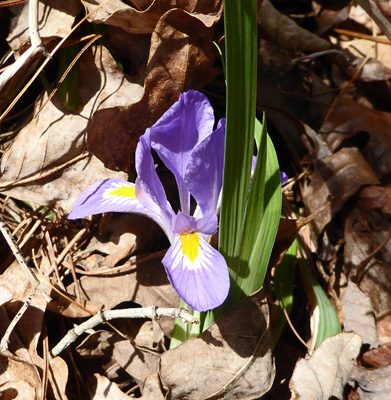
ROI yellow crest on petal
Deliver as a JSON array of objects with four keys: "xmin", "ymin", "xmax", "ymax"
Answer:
[
  {"xmin": 108, "ymin": 186, "xmax": 136, "ymax": 198},
  {"xmin": 180, "ymin": 233, "xmax": 200, "ymax": 263}
]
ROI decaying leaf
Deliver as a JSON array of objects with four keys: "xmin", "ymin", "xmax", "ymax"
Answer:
[
  {"xmin": 363, "ymin": 342, "xmax": 391, "ymax": 368},
  {"xmin": 0, "ymin": 354, "xmax": 41, "ymax": 400},
  {"xmin": 87, "ymin": 373, "xmax": 131, "ymax": 400},
  {"xmin": 7, "ymin": 0, "xmax": 82, "ymax": 51},
  {"xmin": 302, "ymin": 147, "xmax": 379, "ymax": 235},
  {"xmin": 87, "ymin": 8, "xmax": 218, "ymax": 172},
  {"xmin": 0, "ymin": 46, "xmax": 132, "ymax": 212},
  {"xmin": 289, "ymin": 332, "xmax": 362, "ymax": 400},
  {"xmin": 343, "ymin": 281, "xmax": 379, "ymax": 349},
  {"xmin": 160, "ymin": 291, "xmax": 275, "ymax": 400},
  {"xmin": 259, "ymin": 0, "xmax": 331, "ymax": 53},
  {"xmin": 350, "ymin": 364, "xmax": 391, "ymax": 400}
]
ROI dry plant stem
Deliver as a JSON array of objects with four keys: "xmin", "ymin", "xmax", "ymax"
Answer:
[
  {"xmin": 50, "ymin": 307, "xmax": 200, "ymax": 358},
  {"xmin": 357, "ymin": 0, "xmax": 391, "ymax": 42},
  {"xmin": 0, "ymin": 214, "xmax": 50, "ymax": 300},
  {"xmin": 0, "ymin": 0, "xmax": 46, "ymax": 90},
  {"xmin": 334, "ymin": 28, "xmax": 391, "ymax": 45},
  {"xmin": 0, "ymin": 285, "xmax": 37, "ymax": 352}
]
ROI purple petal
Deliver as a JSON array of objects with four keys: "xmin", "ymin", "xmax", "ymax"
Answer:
[
  {"xmin": 185, "ymin": 119, "xmax": 225, "ymax": 216},
  {"xmin": 162, "ymin": 233, "xmax": 230, "ymax": 312},
  {"xmin": 148, "ymin": 90, "xmax": 215, "ymax": 214},
  {"xmin": 135, "ymin": 133, "xmax": 171, "ymax": 214},
  {"xmin": 280, "ymin": 171, "xmax": 288, "ymax": 186},
  {"xmin": 68, "ymin": 179, "xmax": 157, "ymax": 221}
]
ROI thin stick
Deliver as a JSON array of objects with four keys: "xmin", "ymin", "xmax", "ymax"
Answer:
[
  {"xmin": 0, "ymin": 285, "xmax": 37, "ymax": 352},
  {"xmin": 50, "ymin": 307, "xmax": 200, "ymax": 358}
]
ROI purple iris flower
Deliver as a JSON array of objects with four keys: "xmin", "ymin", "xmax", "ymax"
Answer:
[{"xmin": 68, "ymin": 90, "xmax": 230, "ymax": 312}]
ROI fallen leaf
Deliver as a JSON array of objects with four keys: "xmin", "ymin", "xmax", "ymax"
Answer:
[
  {"xmin": 0, "ymin": 46, "xmax": 132, "ymax": 212},
  {"xmin": 320, "ymin": 98, "xmax": 391, "ymax": 178},
  {"xmin": 350, "ymin": 364, "xmax": 391, "ymax": 400},
  {"xmin": 343, "ymin": 281, "xmax": 379, "ymax": 349},
  {"xmin": 259, "ymin": 0, "xmax": 331, "ymax": 53},
  {"xmin": 0, "ymin": 354, "xmax": 41, "ymax": 400},
  {"xmin": 87, "ymin": 373, "xmax": 131, "ymax": 399},
  {"xmin": 302, "ymin": 147, "xmax": 379, "ymax": 235},
  {"xmin": 363, "ymin": 342, "xmax": 391, "ymax": 368},
  {"xmin": 112, "ymin": 339, "xmax": 160, "ymax": 389},
  {"xmin": 139, "ymin": 372, "xmax": 165, "ymax": 400},
  {"xmin": 7, "ymin": 0, "xmax": 82, "ymax": 52},
  {"xmin": 87, "ymin": 8, "xmax": 218, "ymax": 172},
  {"xmin": 160, "ymin": 291, "xmax": 275, "ymax": 400},
  {"xmin": 289, "ymin": 332, "xmax": 362, "ymax": 400}
]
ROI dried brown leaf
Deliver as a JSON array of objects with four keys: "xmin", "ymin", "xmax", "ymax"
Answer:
[
  {"xmin": 67, "ymin": 256, "xmax": 179, "ymax": 336},
  {"xmin": 350, "ymin": 364, "xmax": 391, "ymax": 400},
  {"xmin": 87, "ymin": 8, "xmax": 218, "ymax": 172},
  {"xmin": 289, "ymin": 332, "xmax": 362, "ymax": 400},
  {"xmin": 87, "ymin": 373, "xmax": 131, "ymax": 399},
  {"xmin": 343, "ymin": 281, "xmax": 379, "ymax": 348},
  {"xmin": 0, "ymin": 354, "xmax": 41, "ymax": 400},
  {"xmin": 363, "ymin": 342, "xmax": 391, "ymax": 368},
  {"xmin": 321, "ymin": 98, "xmax": 391, "ymax": 178},
  {"xmin": 112, "ymin": 339, "xmax": 160, "ymax": 389},
  {"xmin": 0, "ymin": 46, "xmax": 134, "ymax": 211},
  {"xmin": 259, "ymin": 0, "xmax": 331, "ymax": 53},
  {"xmin": 160, "ymin": 292, "xmax": 275, "ymax": 400},
  {"xmin": 82, "ymin": 0, "xmax": 222, "ymax": 35},
  {"xmin": 7, "ymin": 0, "xmax": 82, "ymax": 51},
  {"xmin": 139, "ymin": 372, "xmax": 165, "ymax": 400},
  {"xmin": 302, "ymin": 147, "xmax": 379, "ymax": 234}
]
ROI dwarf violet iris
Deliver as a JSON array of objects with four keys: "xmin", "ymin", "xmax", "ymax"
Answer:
[{"xmin": 68, "ymin": 90, "xmax": 230, "ymax": 312}]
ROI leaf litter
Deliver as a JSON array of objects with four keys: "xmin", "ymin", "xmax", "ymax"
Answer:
[{"xmin": 2, "ymin": 0, "xmax": 391, "ymax": 399}]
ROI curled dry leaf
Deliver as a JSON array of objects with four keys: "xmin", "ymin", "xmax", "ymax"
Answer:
[
  {"xmin": 7, "ymin": 0, "xmax": 82, "ymax": 51},
  {"xmin": 82, "ymin": 0, "xmax": 222, "ymax": 34},
  {"xmin": 0, "ymin": 354, "xmax": 41, "ymax": 400},
  {"xmin": 350, "ymin": 364, "xmax": 391, "ymax": 400},
  {"xmin": 343, "ymin": 281, "xmax": 379, "ymax": 349},
  {"xmin": 87, "ymin": 373, "xmax": 131, "ymax": 400},
  {"xmin": 302, "ymin": 146, "xmax": 379, "ymax": 235},
  {"xmin": 87, "ymin": 8, "xmax": 218, "ymax": 172},
  {"xmin": 259, "ymin": 0, "xmax": 331, "ymax": 53},
  {"xmin": 160, "ymin": 292, "xmax": 275, "ymax": 400},
  {"xmin": 0, "ymin": 46, "xmax": 133, "ymax": 212},
  {"xmin": 139, "ymin": 372, "xmax": 165, "ymax": 400},
  {"xmin": 321, "ymin": 98, "xmax": 391, "ymax": 178},
  {"xmin": 112, "ymin": 339, "xmax": 160, "ymax": 389},
  {"xmin": 289, "ymin": 332, "xmax": 362, "ymax": 400},
  {"xmin": 363, "ymin": 342, "xmax": 391, "ymax": 368}
]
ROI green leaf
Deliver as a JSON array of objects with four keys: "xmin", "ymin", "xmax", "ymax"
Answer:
[
  {"xmin": 273, "ymin": 240, "xmax": 297, "ymax": 341},
  {"xmin": 57, "ymin": 45, "xmax": 80, "ymax": 111}
]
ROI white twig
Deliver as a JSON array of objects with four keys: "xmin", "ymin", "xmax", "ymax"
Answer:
[
  {"xmin": 50, "ymin": 307, "xmax": 200, "ymax": 357},
  {"xmin": 0, "ymin": 0, "xmax": 47, "ymax": 90},
  {"xmin": 0, "ymin": 214, "xmax": 51, "ymax": 352}
]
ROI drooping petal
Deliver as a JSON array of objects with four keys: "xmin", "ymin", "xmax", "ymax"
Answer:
[
  {"xmin": 185, "ymin": 118, "xmax": 225, "ymax": 216},
  {"xmin": 162, "ymin": 233, "xmax": 230, "ymax": 312},
  {"xmin": 68, "ymin": 179, "xmax": 159, "ymax": 224},
  {"xmin": 148, "ymin": 90, "xmax": 215, "ymax": 214}
]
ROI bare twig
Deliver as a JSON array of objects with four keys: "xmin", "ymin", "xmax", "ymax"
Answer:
[
  {"xmin": 0, "ymin": 0, "xmax": 47, "ymax": 90},
  {"xmin": 357, "ymin": 0, "xmax": 391, "ymax": 42},
  {"xmin": 50, "ymin": 307, "xmax": 200, "ymax": 357}
]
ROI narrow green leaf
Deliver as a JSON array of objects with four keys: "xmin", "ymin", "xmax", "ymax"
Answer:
[
  {"xmin": 273, "ymin": 240, "xmax": 297, "ymax": 341},
  {"xmin": 57, "ymin": 45, "xmax": 80, "ymax": 111},
  {"xmin": 216, "ymin": 0, "xmax": 258, "ymax": 314},
  {"xmin": 299, "ymin": 256, "xmax": 341, "ymax": 347}
]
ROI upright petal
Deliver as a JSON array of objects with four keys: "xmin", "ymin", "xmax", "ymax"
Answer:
[
  {"xmin": 149, "ymin": 90, "xmax": 215, "ymax": 214},
  {"xmin": 162, "ymin": 233, "xmax": 230, "ymax": 312},
  {"xmin": 185, "ymin": 119, "xmax": 225, "ymax": 216},
  {"xmin": 68, "ymin": 179, "xmax": 159, "ymax": 225}
]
